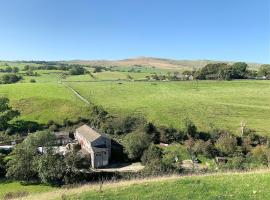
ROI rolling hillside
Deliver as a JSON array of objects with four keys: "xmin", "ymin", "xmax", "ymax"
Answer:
[{"xmin": 66, "ymin": 57, "xmax": 263, "ymax": 71}]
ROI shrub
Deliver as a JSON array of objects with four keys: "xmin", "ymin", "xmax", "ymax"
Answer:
[
  {"xmin": 0, "ymin": 74, "xmax": 22, "ymax": 84},
  {"xmin": 193, "ymin": 140, "xmax": 215, "ymax": 158},
  {"xmin": 162, "ymin": 144, "xmax": 189, "ymax": 170},
  {"xmin": 69, "ymin": 65, "xmax": 86, "ymax": 75},
  {"xmin": 30, "ymin": 79, "xmax": 36, "ymax": 83},
  {"xmin": 183, "ymin": 119, "xmax": 197, "ymax": 138},
  {"xmin": 159, "ymin": 126, "xmax": 184, "ymax": 143},
  {"xmin": 141, "ymin": 144, "xmax": 163, "ymax": 165},
  {"xmin": 225, "ymin": 156, "xmax": 247, "ymax": 170},
  {"xmin": 123, "ymin": 131, "xmax": 151, "ymax": 160},
  {"xmin": 215, "ymin": 133, "xmax": 237, "ymax": 156},
  {"xmin": 251, "ymin": 145, "xmax": 270, "ymax": 166}
]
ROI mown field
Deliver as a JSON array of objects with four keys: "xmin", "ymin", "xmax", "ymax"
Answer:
[
  {"xmin": 68, "ymin": 80, "xmax": 270, "ymax": 135},
  {"xmin": 5, "ymin": 171, "xmax": 270, "ymax": 200}
]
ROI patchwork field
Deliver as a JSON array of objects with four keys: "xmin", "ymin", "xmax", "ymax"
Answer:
[
  {"xmin": 68, "ymin": 80, "xmax": 270, "ymax": 135},
  {"xmin": 6, "ymin": 171, "xmax": 270, "ymax": 200}
]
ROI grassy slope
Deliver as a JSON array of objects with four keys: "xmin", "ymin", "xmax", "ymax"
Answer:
[
  {"xmin": 68, "ymin": 80, "xmax": 270, "ymax": 135},
  {"xmin": 0, "ymin": 181, "xmax": 52, "ymax": 199},
  {"xmin": 0, "ymin": 82, "xmax": 89, "ymax": 124},
  {"xmin": 73, "ymin": 172, "xmax": 270, "ymax": 200},
  {"xmin": 14, "ymin": 171, "xmax": 270, "ymax": 200}
]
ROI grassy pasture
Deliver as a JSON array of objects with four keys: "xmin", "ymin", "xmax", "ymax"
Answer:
[
  {"xmin": 13, "ymin": 171, "xmax": 270, "ymax": 200},
  {"xmin": 0, "ymin": 83, "xmax": 89, "ymax": 124},
  {"xmin": 70, "ymin": 172, "xmax": 270, "ymax": 200},
  {"xmin": 68, "ymin": 80, "xmax": 270, "ymax": 135},
  {"xmin": 0, "ymin": 181, "xmax": 52, "ymax": 200}
]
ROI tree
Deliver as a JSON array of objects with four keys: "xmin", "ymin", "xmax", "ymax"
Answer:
[
  {"xmin": 37, "ymin": 149, "xmax": 66, "ymax": 185},
  {"xmin": 123, "ymin": 131, "xmax": 151, "ymax": 160},
  {"xmin": 230, "ymin": 62, "xmax": 248, "ymax": 79},
  {"xmin": 1, "ymin": 74, "xmax": 22, "ymax": 84},
  {"xmin": 215, "ymin": 133, "xmax": 237, "ymax": 156},
  {"xmin": 69, "ymin": 65, "xmax": 86, "ymax": 75},
  {"xmin": 12, "ymin": 67, "xmax": 19, "ymax": 73},
  {"xmin": 6, "ymin": 131, "xmax": 56, "ymax": 182},
  {"xmin": 159, "ymin": 126, "xmax": 183, "ymax": 143},
  {"xmin": 0, "ymin": 97, "xmax": 20, "ymax": 131},
  {"xmin": 258, "ymin": 64, "xmax": 270, "ymax": 79}
]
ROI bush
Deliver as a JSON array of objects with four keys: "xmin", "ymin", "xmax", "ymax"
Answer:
[
  {"xmin": 69, "ymin": 65, "xmax": 86, "ymax": 75},
  {"xmin": 0, "ymin": 74, "xmax": 22, "ymax": 84},
  {"xmin": 141, "ymin": 144, "xmax": 163, "ymax": 165},
  {"xmin": 159, "ymin": 126, "xmax": 184, "ymax": 143},
  {"xmin": 30, "ymin": 79, "xmax": 36, "ymax": 83},
  {"xmin": 215, "ymin": 133, "xmax": 237, "ymax": 156},
  {"xmin": 123, "ymin": 131, "xmax": 151, "ymax": 160},
  {"xmin": 225, "ymin": 156, "xmax": 247, "ymax": 170},
  {"xmin": 251, "ymin": 145, "xmax": 270, "ymax": 166},
  {"xmin": 192, "ymin": 140, "xmax": 215, "ymax": 158},
  {"xmin": 184, "ymin": 119, "xmax": 197, "ymax": 138},
  {"xmin": 162, "ymin": 144, "xmax": 189, "ymax": 171}
]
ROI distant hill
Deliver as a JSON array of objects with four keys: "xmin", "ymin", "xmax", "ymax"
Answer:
[{"xmin": 66, "ymin": 57, "xmax": 263, "ymax": 71}]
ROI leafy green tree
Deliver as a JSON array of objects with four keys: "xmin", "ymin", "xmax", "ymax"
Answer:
[
  {"xmin": 69, "ymin": 65, "xmax": 86, "ymax": 75},
  {"xmin": 1, "ymin": 74, "xmax": 22, "ymax": 84},
  {"xmin": 258, "ymin": 64, "xmax": 270, "ymax": 78},
  {"xmin": 0, "ymin": 97, "xmax": 20, "ymax": 131},
  {"xmin": 159, "ymin": 126, "xmax": 183, "ymax": 143},
  {"xmin": 6, "ymin": 131, "xmax": 56, "ymax": 182},
  {"xmin": 230, "ymin": 62, "xmax": 248, "ymax": 79},
  {"xmin": 37, "ymin": 149, "xmax": 66, "ymax": 185},
  {"xmin": 123, "ymin": 131, "xmax": 151, "ymax": 160}
]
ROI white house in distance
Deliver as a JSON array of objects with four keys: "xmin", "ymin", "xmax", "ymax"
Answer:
[{"xmin": 74, "ymin": 124, "xmax": 111, "ymax": 168}]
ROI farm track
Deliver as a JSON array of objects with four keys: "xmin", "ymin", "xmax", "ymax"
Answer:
[{"xmin": 61, "ymin": 81, "xmax": 92, "ymax": 105}]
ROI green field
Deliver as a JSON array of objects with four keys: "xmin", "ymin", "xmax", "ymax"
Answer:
[
  {"xmin": 70, "ymin": 172, "xmax": 270, "ymax": 200},
  {"xmin": 8, "ymin": 171, "xmax": 270, "ymax": 200},
  {"xmin": 0, "ymin": 62, "xmax": 269, "ymax": 134},
  {"xmin": 0, "ymin": 82, "xmax": 89, "ymax": 124},
  {"xmin": 68, "ymin": 80, "xmax": 270, "ymax": 135},
  {"xmin": 0, "ymin": 181, "xmax": 52, "ymax": 199}
]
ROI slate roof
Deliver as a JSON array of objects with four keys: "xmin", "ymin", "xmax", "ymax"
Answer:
[{"xmin": 76, "ymin": 124, "xmax": 104, "ymax": 142}]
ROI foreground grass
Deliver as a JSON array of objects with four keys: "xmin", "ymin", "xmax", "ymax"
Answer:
[
  {"xmin": 0, "ymin": 181, "xmax": 52, "ymax": 199},
  {"xmin": 68, "ymin": 80, "xmax": 270, "ymax": 135},
  {"xmin": 15, "ymin": 171, "xmax": 270, "ymax": 200}
]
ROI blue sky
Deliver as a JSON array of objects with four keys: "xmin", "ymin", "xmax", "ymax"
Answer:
[{"xmin": 0, "ymin": 0, "xmax": 269, "ymax": 63}]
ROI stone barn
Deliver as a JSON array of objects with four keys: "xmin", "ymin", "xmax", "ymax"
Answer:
[{"xmin": 75, "ymin": 124, "xmax": 111, "ymax": 168}]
